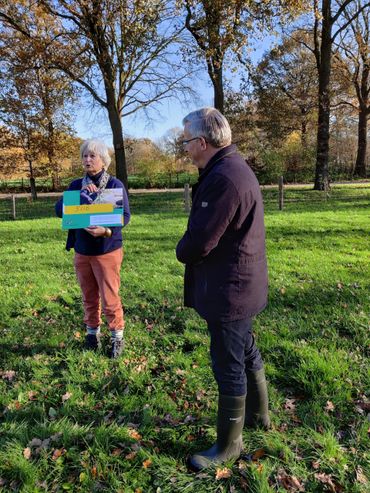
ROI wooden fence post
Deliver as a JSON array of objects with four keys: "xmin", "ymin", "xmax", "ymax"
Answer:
[
  {"xmin": 11, "ymin": 194, "xmax": 16, "ymax": 220},
  {"xmin": 184, "ymin": 183, "xmax": 190, "ymax": 213},
  {"xmin": 278, "ymin": 176, "xmax": 284, "ymax": 210}
]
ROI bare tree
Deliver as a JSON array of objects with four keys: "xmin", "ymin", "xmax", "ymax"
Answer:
[{"xmin": 182, "ymin": 0, "xmax": 307, "ymax": 112}]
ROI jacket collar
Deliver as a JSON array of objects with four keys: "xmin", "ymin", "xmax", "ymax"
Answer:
[
  {"xmin": 198, "ymin": 144, "xmax": 237, "ymax": 181},
  {"xmin": 192, "ymin": 145, "xmax": 237, "ymax": 200}
]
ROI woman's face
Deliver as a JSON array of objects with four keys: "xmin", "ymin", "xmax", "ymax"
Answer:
[{"xmin": 82, "ymin": 150, "xmax": 105, "ymax": 176}]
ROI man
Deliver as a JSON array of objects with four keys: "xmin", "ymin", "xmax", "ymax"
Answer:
[{"xmin": 176, "ymin": 108, "xmax": 270, "ymax": 471}]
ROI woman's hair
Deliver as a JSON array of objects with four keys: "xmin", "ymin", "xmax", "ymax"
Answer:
[
  {"xmin": 80, "ymin": 139, "xmax": 111, "ymax": 169},
  {"xmin": 182, "ymin": 107, "xmax": 232, "ymax": 148}
]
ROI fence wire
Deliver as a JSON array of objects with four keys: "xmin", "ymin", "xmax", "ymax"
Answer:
[{"xmin": 0, "ymin": 186, "xmax": 369, "ymax": 221}]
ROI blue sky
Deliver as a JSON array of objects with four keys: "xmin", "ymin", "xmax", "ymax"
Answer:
[
  {"xmin": 74, "ymin": 72, "xmax": 217, "ymax": 145},
  {"xmin": 73, "ymin": 38, "xmax": 272, "ymax": 146}
]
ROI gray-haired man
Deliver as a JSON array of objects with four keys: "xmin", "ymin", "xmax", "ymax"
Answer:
[{"xmin": 176, "ymin": 107, "xmax": 270, "ymax": 471}]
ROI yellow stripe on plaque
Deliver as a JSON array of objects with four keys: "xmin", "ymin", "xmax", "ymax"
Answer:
[{"xmin": 64, "ymin": 203, "xmax": 114, "ymax": 214}]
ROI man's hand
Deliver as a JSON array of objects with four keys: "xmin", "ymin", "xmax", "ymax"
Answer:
[{"xmin": 84, "ymin": 226, "xmax": 107, "ymax": 237}]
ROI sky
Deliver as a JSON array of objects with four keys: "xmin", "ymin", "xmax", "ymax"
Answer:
[
  {"xmin": 73, "ymin": 73, "xmax": 218, "ymax": 146},
  {"xmin": 73, "ymin": 38, "xmax": 273, "ymax": 147}
]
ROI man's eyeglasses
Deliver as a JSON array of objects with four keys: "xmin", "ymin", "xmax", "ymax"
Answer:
[{"xmin": 181, "ymin": 137, "xmax": 201, "ymax": 147}]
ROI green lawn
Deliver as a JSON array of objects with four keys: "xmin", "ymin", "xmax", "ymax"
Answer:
[{"xmin": 0, "ymin": 187, "xmax": 369, "ymax": 492}]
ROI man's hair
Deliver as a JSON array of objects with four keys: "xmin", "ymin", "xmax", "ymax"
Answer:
[
  {"xmin": 182, "ymin": 107, "xmax": 232, "ymax": 148},
  {"xmin": 80, "ymin": 139, "xmax": 111, "ymax": 169}
]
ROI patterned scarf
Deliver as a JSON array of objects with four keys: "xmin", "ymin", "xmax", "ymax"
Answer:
[{"xmin": 81, "ymin": 169, "xmax": 111, "ymax": 203}]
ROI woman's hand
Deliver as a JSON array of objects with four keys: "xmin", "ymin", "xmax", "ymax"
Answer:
[
  {"xmin": 84, "ymin": 226, "xmax": 107, "ymax": 237},
  {"xmin": 82, "ymin": 184, "xmax": 98, "ymax": 193}
]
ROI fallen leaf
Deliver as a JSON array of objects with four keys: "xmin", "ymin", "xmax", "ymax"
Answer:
[
  {"xmin": 325, "ymin": 400, "xmax": 335, "ymax": 412},
  {"xmin": 62, "ymin": 392, "xmax": 72, "ymax": 402},
  {"xmin": 356, "ymin": 466, "xmax": 368, "ymax": 485},
  {"xmin": 215, "ymin": 467, "xmax": 232, "ymax": 480},
  {"xmin": 128, "ymin": 429, "xmax": 142, "ymax": 441},
  {"xmin": 142, "ymin": 459, "xmax": 152, "ymax": 469},
  {"xmin": 278, "ymin": 422, "xmax": 289, "ymax": 432},
  {"xmin": 109, "ymin": 447, "xmax": 121, "ymax": 457},
  {"xmin": 196, "ymin": 390, "xmax": 205, "ymax": 401},
  {"xmin": 277, "ymin": 468, "xmax": 305, "ymax": 491},
  {"xmin": 252, "ymin": 448, "xmax": 266, "ymax": 461},
  {"xmin": 284, "ymin": 398, "xmax": 297, "ymax": 412},
  {"xmin": 28, "ymin": 391, "xmax": 38, "ymax": 401},
  {"xmin": 52, "ymin": 448, "xmax": 66, "ymax": 460},
  {"xmin": 315, "ymin": 472, "xmax": 336, "ymax": 492},
  {"xmin": 280, "ymin": 287, "xmax": 286, "ymax": 295},
  {"xmin": 196, "ymin": 472, "xmax": 209, "ymax": 479},
  {"xmin": 311, "ymin": 461, "xmax": 320, "ymax": 470},
  {"xmin": 2, "ymin": 370, "xmax": 16, "ymax": 381},
  {"xmin": 79, "ymin": 472, "xmax": 87, "ymax": 483},
  {"xmin": 91, "ymin": 466, "xmax": 97, "ymax": 478},
  {"xmin": 23, "ymin": 447, "xmax": 31, "ymax": 460},
  {"xmin": 125, "ymin": 451, "xmax": 137, "ymax": 460},
  {"xmin": 74, "ymin": 331, "xmax": 81, "ymax": 339}
]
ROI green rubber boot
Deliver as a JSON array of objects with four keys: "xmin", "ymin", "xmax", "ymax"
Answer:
[
  {"xmin": 188, "ymin": 394, "xmax": 246, "ymax": 471},
  {"xmin": 245, "ymin": 368, "xmax": 270, "ymax": 429}
]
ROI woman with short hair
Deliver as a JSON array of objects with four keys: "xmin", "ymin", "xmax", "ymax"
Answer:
[{"xmin": 55, "ymin": 139, "xmax": 130, "ymax": 358}]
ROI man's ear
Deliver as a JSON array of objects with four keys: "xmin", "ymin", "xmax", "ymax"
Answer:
[{"xmin": 200, "ymin": 136, "xmax": 207, "ymax": 150}]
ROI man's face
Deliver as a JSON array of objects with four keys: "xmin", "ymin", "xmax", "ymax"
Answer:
[{"xmin": 183, "ymin": 124, "xmax": 205, "ymax": 168}]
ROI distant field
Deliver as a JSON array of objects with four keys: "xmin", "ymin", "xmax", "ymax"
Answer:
[{"xmin": 0, "ymin": 187, "xmax": 369, "ymax": 492}]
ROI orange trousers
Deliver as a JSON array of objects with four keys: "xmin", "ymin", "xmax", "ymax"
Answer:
[{"xmin": 74, "ymin": 248, "xmax": 124, "ymax": 331}]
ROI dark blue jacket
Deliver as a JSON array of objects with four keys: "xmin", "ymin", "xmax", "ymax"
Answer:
[
  {"xmin": 176, "ymin": 145, "xmax": 268, "ymax": 322},
  {"xmin": 55, "ymin": 172, "xmax": 130, "ymax": 255}
]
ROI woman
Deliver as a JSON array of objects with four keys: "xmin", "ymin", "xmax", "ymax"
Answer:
[{"xmin": 55, "ymin": 139, "xmax": 130, "ymax": 358}]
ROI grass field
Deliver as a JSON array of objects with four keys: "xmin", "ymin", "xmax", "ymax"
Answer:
[{"xmin": 0, "ymin": 187, "xmax": 369, "ymax": 492}]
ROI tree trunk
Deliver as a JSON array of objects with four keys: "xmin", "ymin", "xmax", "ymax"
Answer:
[
  {"xmin": 301, "ymin": 110, "xmax": 307, "ymax": 148},
  {"xmin": 354, "ymin": 106, "xmax": 368, "ymax": 177},
  {"xmin": 107, "ymin": 104, "xmax": 128, "ymax": 190},
  {"xmin": 314, "ymin": 0, "xmax": 332, "ymax": 191},
  {"xmin": 47, "ymin": 121, "xmax": 60, "ymax": 191},
  {"xmin": 28, "ymin": 160, "xmax": 37, "ymax": 200},
  {"xmin": 211, "ymin": 63, "xmax": 224, "ymax": 112}
]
